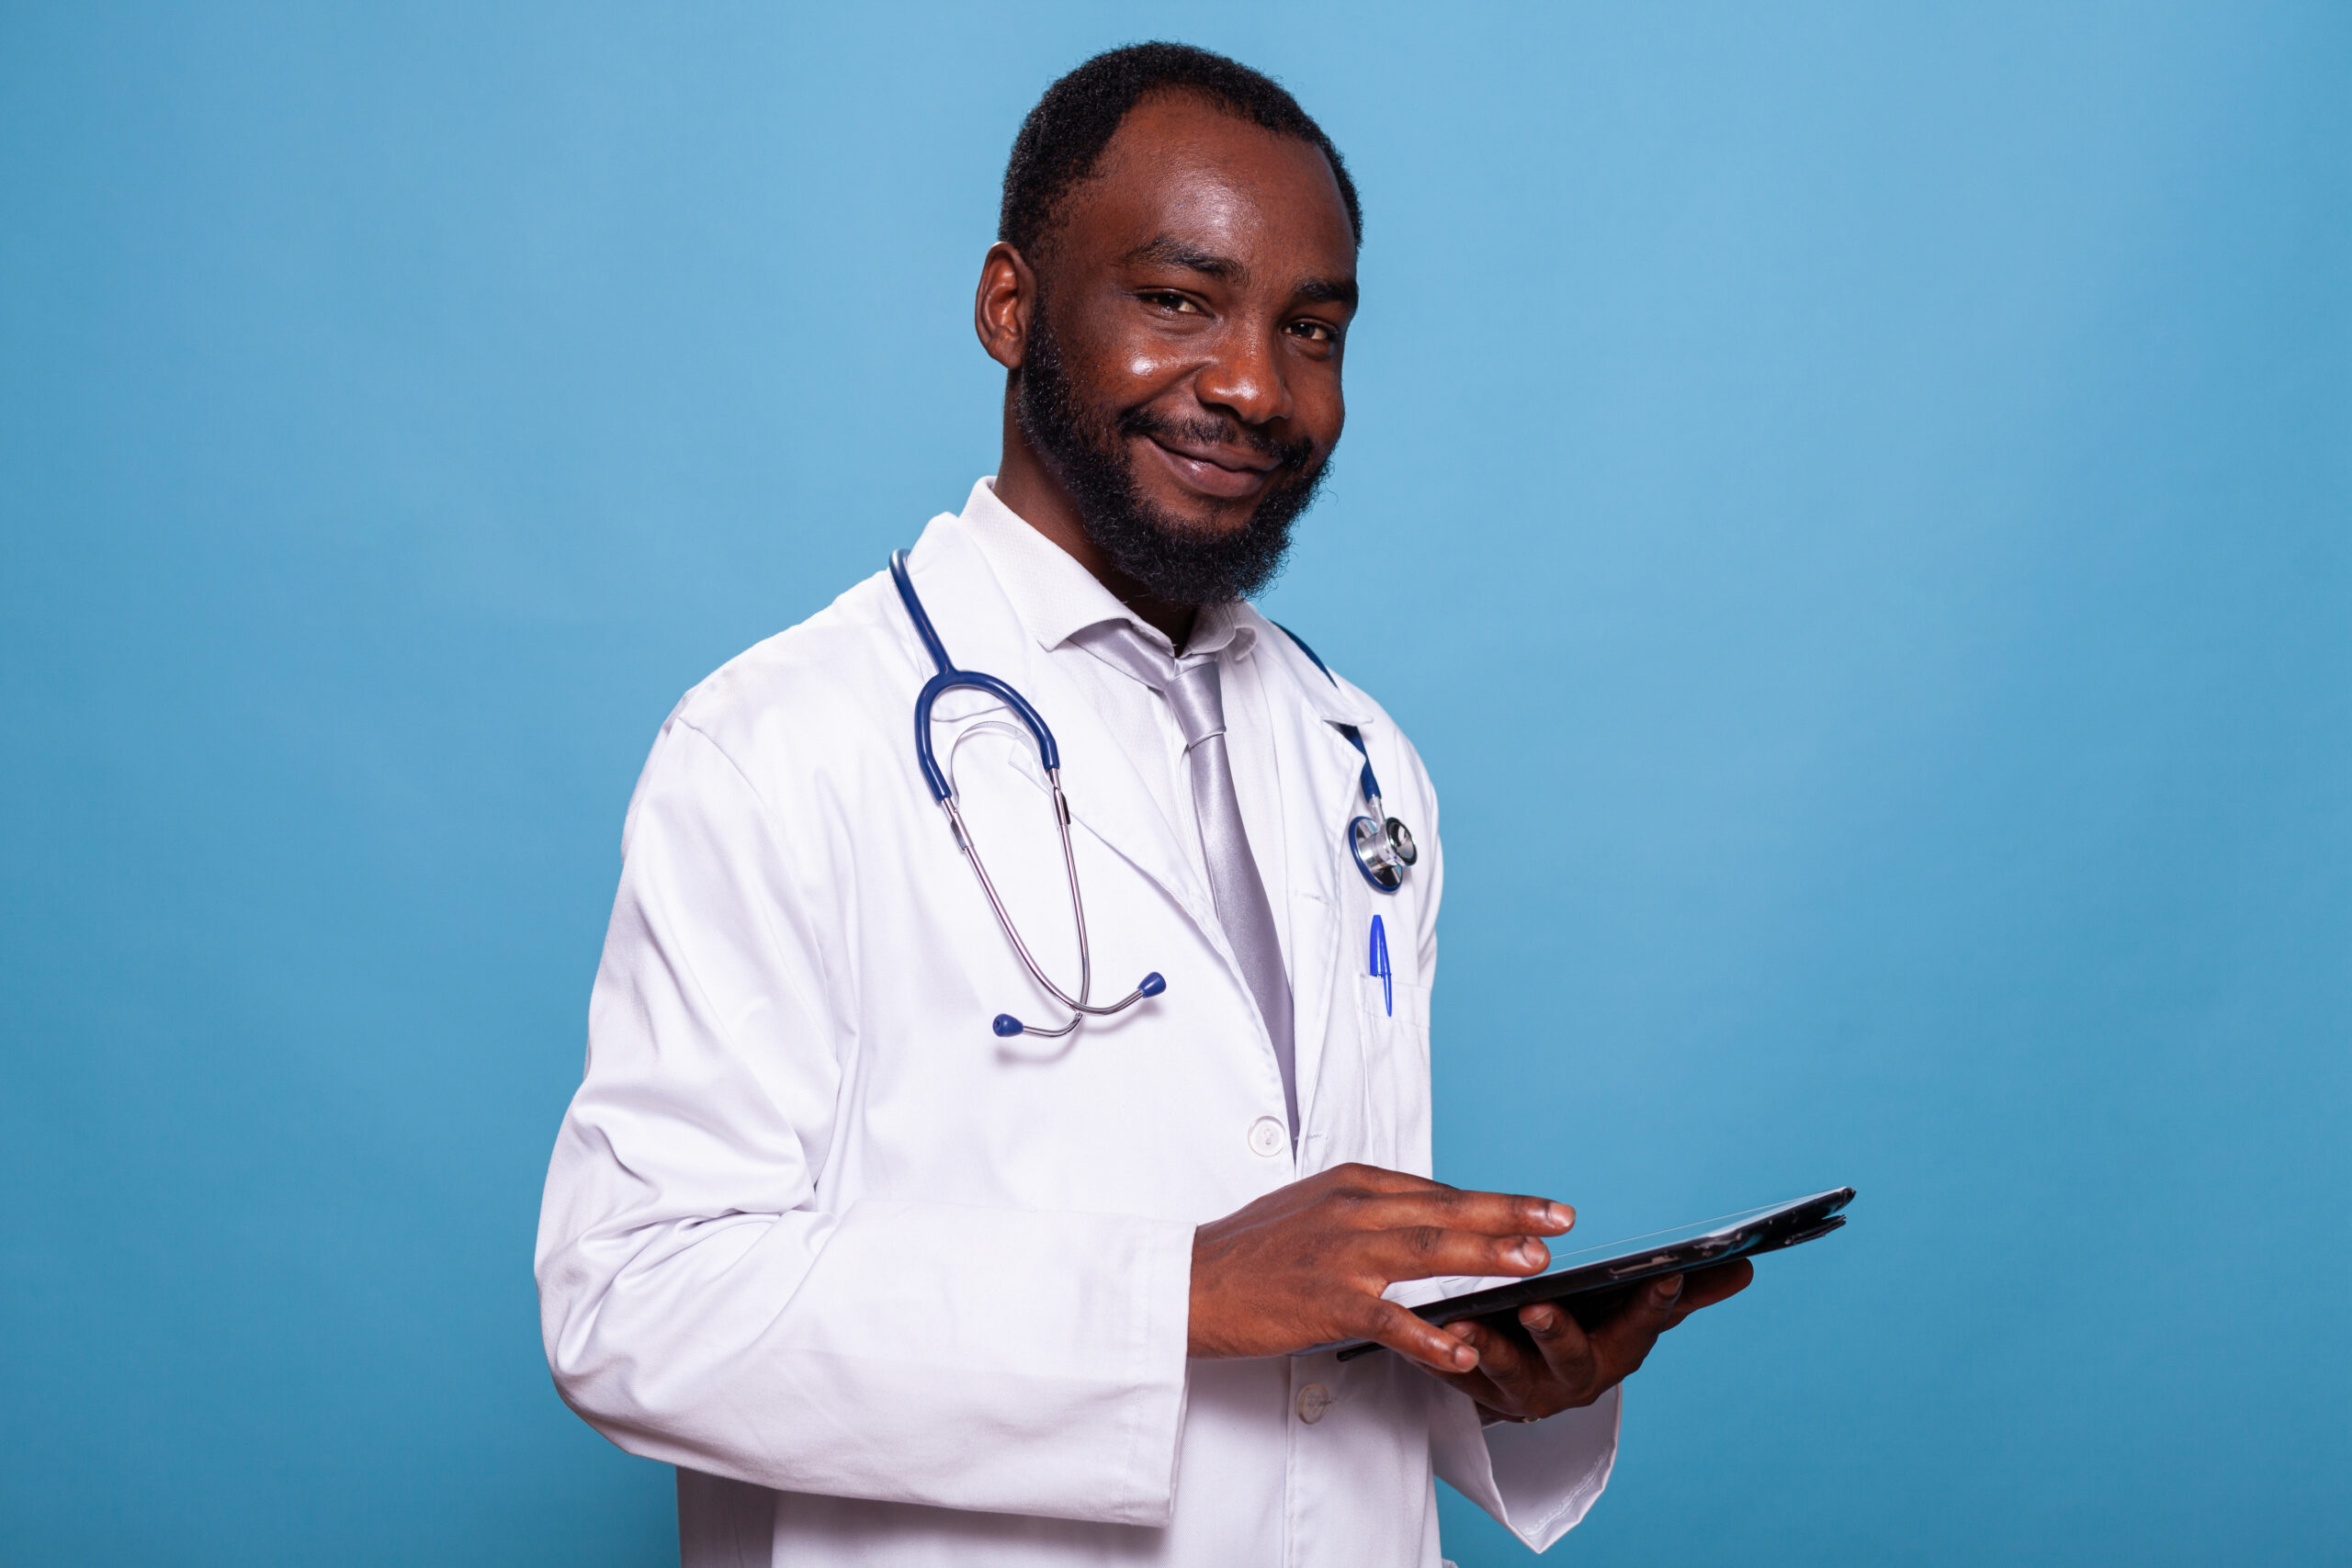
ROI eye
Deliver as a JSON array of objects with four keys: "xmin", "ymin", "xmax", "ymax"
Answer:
[
  {"xmin": 1139, "ymin": 289, "xmax": 1203, "ymax": 314},
  {"xmin": 1288, "ymin": 319, "xmax": 1340, "ymax": 345}
]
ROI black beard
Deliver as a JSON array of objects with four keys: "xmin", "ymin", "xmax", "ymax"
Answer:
[{"xmin": 1013, "ymin": 315, "xmax": 1329, "ymax": 606}]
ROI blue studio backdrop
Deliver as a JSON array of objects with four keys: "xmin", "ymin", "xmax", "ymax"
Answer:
[{"xmin": 3, "ymin": 5, "xmax": 2346, "ymax": 1564}]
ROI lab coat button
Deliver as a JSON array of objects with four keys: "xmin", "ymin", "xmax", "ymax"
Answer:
[
  {"xmin": 1296, "ymin": 1383, "xmax": 1333, "ymax": 1424},
  {"xmin": 1248, "ymin": 1116, "xmax": 1286, "ymax": 1156}
]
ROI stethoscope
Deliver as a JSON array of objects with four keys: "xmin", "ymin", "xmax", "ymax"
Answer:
[
  {"xmin": 889, "ymin": 550, "xmax": 1414, "ymax": 1041},
  {"xmin": 1272, "ymin": 626, "xmax": 1419, "ymax": 894},
  {"xmin": 1331, "ymin": 715, "xmax": 1418, "ymax": 893}
]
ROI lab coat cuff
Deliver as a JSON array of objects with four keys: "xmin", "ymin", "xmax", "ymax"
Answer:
[
  {"xmin": 1115, "ymin": 1213, "xmax": 1197, "ymax": 1525},
  {"xmin": 1433, "ymin": 1382, "xmax": 1622, "ymax": 1551}
]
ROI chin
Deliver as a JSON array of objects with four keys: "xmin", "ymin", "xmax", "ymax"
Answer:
[{"xmin": 1137, "ymin": 485, "xmax": 1263, "ymax": 539}]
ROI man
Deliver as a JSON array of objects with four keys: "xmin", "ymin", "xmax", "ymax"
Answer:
[{"xmin": 537, "ymin": 42, "xmax": 1749, "ymax": 1566}]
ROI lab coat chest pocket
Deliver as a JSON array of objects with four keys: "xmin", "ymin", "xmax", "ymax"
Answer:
[{"xmin": 1352, "ymin": 968, "xmax": 1433, "ymax": 1176}]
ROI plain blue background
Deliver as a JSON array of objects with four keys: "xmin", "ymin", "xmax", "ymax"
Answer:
[{"xmin": 4, "ymin": 4, "xmax": 2346, "ymax": 1563}]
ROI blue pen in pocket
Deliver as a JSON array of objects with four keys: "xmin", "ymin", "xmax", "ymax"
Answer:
[{"xmin": 1368, "ymin": 914, "xmax": 1393, "ymax": 1017}]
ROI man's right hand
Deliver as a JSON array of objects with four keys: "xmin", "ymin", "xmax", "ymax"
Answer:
[{"xmin": 1187, "ymin": 1163, "xmax": 1574, "ymax": 1372}]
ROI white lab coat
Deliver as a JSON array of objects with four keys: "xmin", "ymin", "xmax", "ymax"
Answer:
[{"xmin": 536, "ymin": 497, "xmax": 1621, "ymax": 1566}]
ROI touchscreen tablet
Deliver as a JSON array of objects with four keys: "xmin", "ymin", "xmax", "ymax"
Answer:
[{"xmin": 1323, "ymin": 1186, "xmax": 1854, "ymax": 1360}]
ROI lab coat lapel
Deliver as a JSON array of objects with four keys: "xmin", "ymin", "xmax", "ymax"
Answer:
[
  {"xmin": 1242, "ymin": 609, "xmax": 1380, "ymax": 1154},
  {"xmin": 899, "ymin": 519, "xmax": 1224, "ymax": 947}
]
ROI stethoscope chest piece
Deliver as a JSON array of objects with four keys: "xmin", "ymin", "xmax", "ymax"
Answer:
[
  {"xmin": 1349, "ymin": 811, "xmax": 1418, "ymax": 892},
  {"xmin": 1332, "ymin": 719, "xmax": 1417, "ymax": 896}
]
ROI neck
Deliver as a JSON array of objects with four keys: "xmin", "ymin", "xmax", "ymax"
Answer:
[{"xmin": 994, "ymin": 406, "xmax": 1199, "ymax": 649}]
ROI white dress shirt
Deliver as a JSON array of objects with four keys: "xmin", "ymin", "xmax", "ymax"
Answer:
[{"xmin": 960, "ymin": 479, "xmax": 1294, "ymax": 980}]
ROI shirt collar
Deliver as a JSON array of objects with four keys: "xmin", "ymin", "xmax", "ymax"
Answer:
[{"xmin": 956, "ymin": 477, "xmax": 1256, "ymax": 662}]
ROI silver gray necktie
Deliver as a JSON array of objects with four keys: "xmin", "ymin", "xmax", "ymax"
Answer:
[{"xmin": 1081, "ymin": 624, "xmax": 1298, "ymax": 1139}]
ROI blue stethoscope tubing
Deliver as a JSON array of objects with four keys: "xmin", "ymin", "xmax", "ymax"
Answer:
[
  {"xmin": 892, "ymin": 551, "xmax": 1165, "ymax": 1040},
  {"xmin": 1272, "ymin": 626, "xmax": 1419, "ymax": 894},
  {"xmin": 888, "ymin": 549, "xmax": 1413, "ymax": 1042}
]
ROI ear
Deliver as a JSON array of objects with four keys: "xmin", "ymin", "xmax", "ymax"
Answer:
[{"xmin": 974, "ymin": 242, "xmax": 1037, "ymax": 372}]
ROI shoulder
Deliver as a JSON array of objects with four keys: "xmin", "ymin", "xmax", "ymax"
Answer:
[
  {"xmin": 667, "ymin": 570, "xmax": 916, "ymax": 754},
  {"xmin": 622, "ymin": 570, "xmax": 925, "ymax": 841}
]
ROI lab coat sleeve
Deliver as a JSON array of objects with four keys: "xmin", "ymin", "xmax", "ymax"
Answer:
[
  {"xmin": 1397, "ymin": 728, "xmax": 1442, "ymax": 988},
  {"xmin": 535, "ymin": 716, "xmax": 1194, "ymax": 1526},
  {"xmin": 1388, "ymin": 727, "xmax": 1626, "ymax": 1548}
]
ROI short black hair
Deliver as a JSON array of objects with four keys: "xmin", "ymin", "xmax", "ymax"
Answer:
[{"xmin": 999, "ymin": 42, "xmax": 1362, "ymax": 261}]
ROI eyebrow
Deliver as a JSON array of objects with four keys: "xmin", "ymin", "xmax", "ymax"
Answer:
[
  {"xmin": 1295, "ymin": 274, "xmax": 1359, "ymax": 309},
  {"xmin": 1122, "ymin": 235, "xmax": 1358, "ymax": 310},
  {"xmin": 1124, "ymin": 236, "xmax": 1246, "ymax": 280}
]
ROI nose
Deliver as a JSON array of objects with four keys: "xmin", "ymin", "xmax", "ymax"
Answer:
[{"xmin": 1192, "ymin": 321, "xmax": 1294, "ymax": 430}]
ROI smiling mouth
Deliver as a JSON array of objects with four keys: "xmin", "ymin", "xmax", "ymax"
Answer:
[{"xmin": 1140, "ymin": 434, "xmax": 1280, "ymax": 500}]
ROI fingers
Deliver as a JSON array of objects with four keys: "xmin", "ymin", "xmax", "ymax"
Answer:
[
  {"xmin": 1194, "ymin": 1165, "xmax": 1584, "ymax": 1366},
  {"xmin": 1351, "ymin": 1184, "xmax": 1574, "ymax": 1239},
  {"xmin": 1400, "ymin": 1316, "xmax": 1544, "ymax": 1416},
  {"xmin": 1447, "ymin": 1315, "xmax": 1544, "ymax": 1395},
  {"xmin": 1577, "ymin": 1272, "xmax": 1689, "ymax": 1388},
  {"xmin": 1676, "ymin": 1258, "xmax": 1755, "ymax": 1313},
  {"xmin": 1519, "ymin": 1297, "xmax": 1600, "ymax": 1393},
  {"xmin": 1309, "ymin": 1168, "xmax": 1577, "ymax": 1285},
  {"xmin": 1310, "ymin": 1163, "xmax": 1454, "ymax": 1202},
  {"xmin": 1545, "ymin": 1262, "xmax": 1755, "ymax": 1396},
  {"xmin": 1362, "ymin": 1299, "xmax": 1484, "ymax": 1375},
  {"xmin": 1365, "ymin": 1224, "xmax": 1553, "ymax": 1282}
]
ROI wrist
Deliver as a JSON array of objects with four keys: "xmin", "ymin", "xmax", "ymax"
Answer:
[
  {"xmin": 1476, "ymin": 1402, "xmax": 1540, "ymax": 1427},
  {"xmin": 1183, "ymin": 1224, "xmax": 1218, "ymax": 1359}
]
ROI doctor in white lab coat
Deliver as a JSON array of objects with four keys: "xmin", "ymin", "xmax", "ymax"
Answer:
[{"xmin": 537, "ymin": 44, "xmax": 1750, "ymax": 1568}]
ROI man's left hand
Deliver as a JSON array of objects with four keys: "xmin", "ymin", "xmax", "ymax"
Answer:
[{"xmin": 1422, "ymin": 1259, "xmax": 1756, "ymax": 1423}]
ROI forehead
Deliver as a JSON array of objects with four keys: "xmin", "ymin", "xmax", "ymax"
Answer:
[{"xmin": 1048, "ymin": 92, "xmax": 1357, "ymax": 279}]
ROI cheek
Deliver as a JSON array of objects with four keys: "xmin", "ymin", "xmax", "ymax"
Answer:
[
  {"xmin": 1299, "ymin": 380, "xmax": 1345, "ymax": 446},
  {"xmin": 1060, "ymin": 296, "xmax": 1182, "ymax": 389},
  {"xmin": 1113, "ymin": 335, "xmax": 1196, "ymax": 388}
]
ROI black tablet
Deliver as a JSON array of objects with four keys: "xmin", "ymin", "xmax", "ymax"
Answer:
[{"xmin": 1327, "ymin": 1186, "xmax": 1855, "ymax": 1360}]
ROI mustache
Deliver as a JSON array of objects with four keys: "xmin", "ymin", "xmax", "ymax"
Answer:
[{"xmin": 1116, "ymin": 406, "xmax": 1319, "ymax": 474}]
